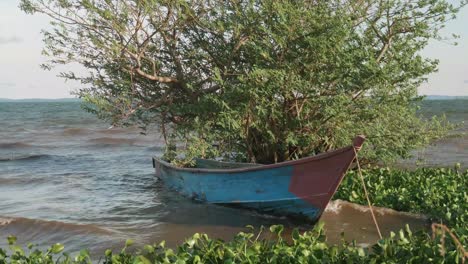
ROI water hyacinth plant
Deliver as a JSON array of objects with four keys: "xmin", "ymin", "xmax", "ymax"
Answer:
[
  {"xmin": 335, "ymin": 166, "xmax": 467, "ymax": 244},
  {"xmin": 0, "ymin": 223, "xmax": 465, "ymax": 263}
]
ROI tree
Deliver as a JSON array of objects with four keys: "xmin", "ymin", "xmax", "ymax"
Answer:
[{"xmin": 20, "ymin": 0, "xmax": 464, "ymax": 164}]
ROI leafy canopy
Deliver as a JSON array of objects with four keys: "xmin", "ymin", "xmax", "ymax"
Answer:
[{"xmin": 20, "ymin": 0, "xmax": 464, "ymax": 164}]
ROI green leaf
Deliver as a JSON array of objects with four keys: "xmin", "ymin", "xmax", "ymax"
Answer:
[
  {"xmin": 10, "ymin": 245, "xmax": 24, "ymax": 255},
  {"xmin": 144, "ymin": 245, "xmax": 155, "ymax": 253},
  {"xmin": 158, "ymin": 240, "xmax": 166, "ymax": 248},
  {"xmin": 292, "ymin": 228, "xmax": 300, "ymax": 241},
  {"xmin": 50, "ymin": 243, "xmax": 64, "ymax": 254},
  {"xmin": 139, "ymin": 255, "xmax": 152, "ymax": 264},
  {"xmin": 269, "ymin": 225, "xmax": 284, "ymax": 236},
  {"xmin": 7, "ymin": 236, "xmax": 17, "ymax": 245},
  {"xmin": 125, "ymin": 239, "xmax": 134, "ymax": 247}
]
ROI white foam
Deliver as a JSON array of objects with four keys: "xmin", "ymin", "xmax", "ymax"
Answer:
[
  {"xmin": 324, "ymin": 200, "xmax": 343, "ymax": 214},
  {"xmin": 0, "ymin": 217, "xmax": 14, "ymax": 226}
]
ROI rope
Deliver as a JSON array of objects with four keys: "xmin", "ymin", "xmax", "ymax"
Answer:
[
  {"xmin": 353, "ymin": 147, "xmax": 383, "ymax": 240},
  {"xmin": 352, "ymin": 146, "xmax": 466, "ymax": 263},
  {"xmin": 431, "ymin": 223, "xmax": 468, "ymax": 263}
]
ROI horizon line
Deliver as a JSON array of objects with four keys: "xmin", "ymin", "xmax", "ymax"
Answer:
[{"xmin": 2, "ymin": 95, "xmax": 468, "ymax": 100}]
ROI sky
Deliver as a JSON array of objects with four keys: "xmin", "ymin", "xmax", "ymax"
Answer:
[{"xmin": 0, "ymin": 1, "xmax": 467, "ymax": 99}]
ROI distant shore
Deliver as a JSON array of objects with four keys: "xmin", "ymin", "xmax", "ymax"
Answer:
[{"xmin": 0, "ymin": 98, "xmax": 81, "ymax": 102}]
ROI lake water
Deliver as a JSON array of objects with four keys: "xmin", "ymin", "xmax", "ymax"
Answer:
[
  {"xmin": 405, "ymin": 99, "xmax": 468, "ymax": 169},
  {"xmin": 0, "ymin": 100, "xmax": 465, "ymax": 257}
]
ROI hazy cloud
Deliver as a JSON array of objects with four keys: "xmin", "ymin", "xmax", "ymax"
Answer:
[
  {"xmin": 464, "ymin": 80, "xmax": 468, "ymax": 84},
  {"xmin": 0, "ymin": 36, "xmax": 23, "ymax": 44}
]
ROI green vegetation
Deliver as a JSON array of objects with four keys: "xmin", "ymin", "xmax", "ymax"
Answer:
[
  {"xmin": 335, "ymin": 166, "xmax": 467, "ymax": 244},
  {"xmin": 1, "ymin": 224, "xmax": 466, "ymax": 263},
  {"xmin": 14, "ymin": 0, "xmax": 467, "ymax": 262},
  {"xmin": 20, "ymin": 0, "xmax": 464, "ymax": 164},
  {"xmin": 0, "ymin": 224, "xmax": 465, "ymax": 263},
  {"xmin": 1, "ymin": 167, "xmax": 466, "ymax": 263}
]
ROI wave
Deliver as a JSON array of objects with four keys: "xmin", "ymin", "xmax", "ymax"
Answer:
[
  {"xmin": 62, "ymin": 128, "xmax": 91, "ymax": 136},
  {"xmin": 0, "ymin": 176, "xmax": 48, "ymax": 185},
  {"xmin": 0, "ymin": 154, "xmax": 50, "ymax": 162},
  {"xmin": 63, "ymin": 127, "xmax": 140, "ymax": 136},
  {"xmin": 325, "ymin": 200, "xmax": 428, "ymax": 219},
  {"xmin": 0, "ymin": 142, "xmax": 33, "ymax": 149},
  {"xmin": 145, "ymin": 145, "xmax": 165, "ymax": 152},
  {"xmin": 0, "ymin": 216, "xmax": 113, "ymax": 235},
  {"xmin": 87, "ymin": 137, "xmax": 137, "ymax": 146},
  {"xmin": 97, "ymin": 128, "xmax": 136, "ymax": 135}
]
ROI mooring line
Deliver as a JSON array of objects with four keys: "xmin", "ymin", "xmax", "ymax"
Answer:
[
  {"xmin": 353, "ymin": 147, "xmax": 383, "ymax": 240},
  {"xmin": 432, "ymin": 223, "xmax": 468, "ymax": 263}
]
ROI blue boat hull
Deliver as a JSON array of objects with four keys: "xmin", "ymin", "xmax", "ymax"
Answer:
[{"xmin": 153, "ymin": 136, "xmax": 365, "ymax": 222}]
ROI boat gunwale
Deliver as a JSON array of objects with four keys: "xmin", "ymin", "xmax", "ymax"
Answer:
[{"xmin": 153, "ymin": 145, "xmax": 354, "ymax": 174}]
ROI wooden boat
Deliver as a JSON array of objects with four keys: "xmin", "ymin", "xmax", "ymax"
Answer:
[{"xmin": 152, "ymin": 135, "xmax": 365, "ymax": 222}]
